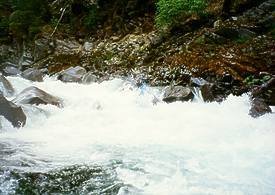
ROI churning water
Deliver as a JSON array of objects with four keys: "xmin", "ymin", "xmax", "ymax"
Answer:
[{"xmin": 0, "ymin": 76, "xmax": 275, "ymax": 194}]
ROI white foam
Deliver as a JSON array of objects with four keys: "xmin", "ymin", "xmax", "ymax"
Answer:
[{"xmin": 1, "ymin": 76, "xmax": 275, "ymax": 194}]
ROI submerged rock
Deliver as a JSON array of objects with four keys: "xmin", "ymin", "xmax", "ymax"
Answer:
[
  {"xmin": 162, "ymin": 86, "xmax": 194, "ymax": 103},
  {"xmin": 0, "ymin": 74, "xmax": 15, "ymax": 97},
  {"xmin": 249, "ymin": 98, "xmax": 272, "ymax": 118},
  {"xmin": 0, "ymin": 95, "xmax": 26, "ymax": 128},
  {"xmin": 58, "ymin": 66, "xmax": 87, "ymax": 83},
  {"xmin": 13, "ymin": 86, "xmax": 63, "ymax": 108},
  {"xmin": 21, "ymin": 68, "xmax": 44, "ymax": 82}
]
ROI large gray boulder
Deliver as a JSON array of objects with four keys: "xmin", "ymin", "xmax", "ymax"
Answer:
[
  {"xmin": 21, "ymin": 68, "xmax": 44, "ymax": 82},
  {"xmin": 163, "ymin": 86, "xmax": 194, "ymax": 103},
  {"xmin": 58, "ymin": 66, "xmax": 87, "ymax": 83},
  {"xmin": 3, "ymin": 66, "xmax": 21, "ymax": 76},
  {"xmin": 13, "ymin": 86, "xmax": 63, "ymax": 108},
  {"xmin": 0, "ymin": 95, "xmax": 26, "ymax": 128},
  {"xmin": 0, "ymin": 74, "xmax": 15, "ymax": 97}
]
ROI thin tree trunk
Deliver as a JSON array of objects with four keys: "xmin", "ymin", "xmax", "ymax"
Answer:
[{"xmin": 51, "ymin": 5, "xmax": 68, "ymax": 37}]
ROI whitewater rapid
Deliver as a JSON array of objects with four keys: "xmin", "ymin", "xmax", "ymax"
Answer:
[{"xmin": 0, "ymin": 76, "xmax": 275, "ymax": 194}]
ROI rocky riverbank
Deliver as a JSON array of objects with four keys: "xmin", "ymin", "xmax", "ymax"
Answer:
[{"xmin": 1, "ymin": 0, "xmax": 275, "ymax": 124}]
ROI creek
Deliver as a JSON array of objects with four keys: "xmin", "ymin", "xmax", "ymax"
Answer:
[{"xmin": 0, "ymin": 76, "xmax": 275, "ymax": 194}]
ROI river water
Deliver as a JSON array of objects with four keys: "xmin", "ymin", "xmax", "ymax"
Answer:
[{"xmin": 0, "ymin": 77, "xmax": 275, "ymax": 194}]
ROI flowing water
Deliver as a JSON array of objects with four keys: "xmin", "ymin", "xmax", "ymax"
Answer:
[{"xmin": 0, "ymin": 76, "xmax": 275, "ymax": 194}]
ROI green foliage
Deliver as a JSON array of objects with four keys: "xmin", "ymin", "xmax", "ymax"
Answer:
[
  {"xmin": 50, "ymin": 17, "xmax": 59, "ymax": 29},
  {"xmin": 0, "ymin": 17, "xmax": 9, "ymax": 37},
  {"xmin": 9, "ymin": 10, "xmax": 33, "ymax": 37},
  {"xmin": 155, "ymin": 0, "xmax": 207, "ymax": 28},
  {"xmin": 1, "ymin": 0, "xmax": 50, "ymax": 40},
  {"xmin": 11, "ymin": 0, "xmax": 48, "ymax": 15},
  {"xmin": 243, "ymin": 75, "xmax": 271, "ymax": 86},
  {"xmin": 83, "ymin": 5, "xmax": 98, "ymax": 29},
  {"xmin": 0, "ymin": 0, "xmax": 12, "ymax": 9},
  {"xmin": 194, "ymin": 35, "xmax": 205, "ymax": 44},
  {"xmin": 235, "ymin": 36, "xmax": 249, "ymax": 44},
  {"xmin": 9, "ymin": 10, "xmax": 43, "ymax": 39}
]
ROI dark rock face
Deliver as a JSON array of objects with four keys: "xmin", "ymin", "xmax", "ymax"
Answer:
[
  {"xmin": 249, "ymin": 98, "xmax": 272, "ymax": 118},
  {"xmin": 163, "ymin": 86, "xmax": 194, "ymax": 103},
  {"xmin": 58, "ymin": 66, "xmax": 87, "ymax": 83},
  {"xmin": 215, "ymin": 27, "xmax": 240, "ymax": 39},
  {"xmin": 222, "ymin": 0, "xmax": 266, "ymax": 14},
  {"xmin": 251, "ymin": 77, "xmax": 275, "ymax": 106},
  {"xmin": 13, "ymin": 86, "xmax": 63, "ymax": 108},
  {"xmin": 0, "ymin": 74, "xmax": 15, "ymax": 97},
  {"xmin": 33, "ymin": 37, "xmax": 54, "ymax": 61},
  {"xmin": 0, "ymin": 95, "xmax": 26, "ymax": 128},
  {"xmin": 203, "ymin": 32, "xmax": 227, "ymax": 44},
  {"xmin": 200, "ymin": 83, "xmax": 217, "ymax": 102},
  {"xmin": 21, "ymin": 68, "xmax": 44, "ymax": 82}
]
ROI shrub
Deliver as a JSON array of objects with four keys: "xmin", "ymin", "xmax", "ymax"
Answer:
[
  {"xmin": 0, "ymin": 17, "xmax": 9, "ymax": 36},
  {"xmin": 9, "ymin": 10, "xmax": 33, "ymax": 38},
  {"xmin": 83, "ymin": 5, "xmax": 98, "ymax": 29},
  {"xmin": 155, "ymin": 0, "xmax": 207, "ymax": 28},
  {"xmin": 243, "ymin": 75, "xmax": 271, "ymax": 86}
]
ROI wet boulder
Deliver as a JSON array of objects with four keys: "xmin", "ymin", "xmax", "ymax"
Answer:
[
  {"xmin": 58, "ymin": 66, "xmax": 87, "ymax": 83},
  {"xmin": 249, "ymin": 98, "xmax": 272, "ymax": 118},
  {"xmin": 200, "ymin": 83, "xmax": 216, "ymax": 102},
  {"xmin": 0, "ymin": 74, "xmax": 15, "ymax": 97},
  {"xmin": 21, "ymin": 68, "xmax": 44, "ymax": 82},
  {"xmin": 13, "ymin": 86, "xmax": 63, "ymax": 108},
  {"xmin": 200, "ymin": 82, "xmax": 226, "ymax": 103},
  {"xmin": 163, "ymin": 86, "xmax": 194, "ymax": 103},
  {"xmin": 2, "ymin": 65, "xmax": 21, "ymax": 76},
  {"xmin": 81, "ymin": 72, "xmax": 98, "ymax": 84},
  {"xmin": 0, "ymin": 95, "xmax": 26, "ymax": 128},
  {"xmin": 190, "ymin": 77, "xmax": 208, "ymax": 87}
]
